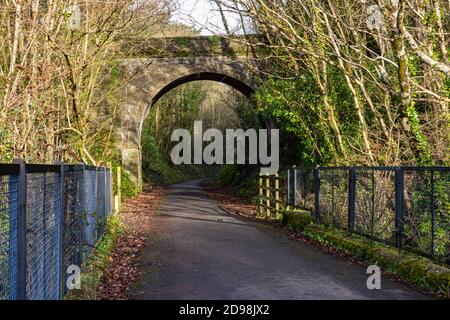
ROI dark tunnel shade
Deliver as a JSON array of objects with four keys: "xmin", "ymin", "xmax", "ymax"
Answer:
[{"xmin": 151, "ymin": 72, "xmax": 255, "ymax": 107}]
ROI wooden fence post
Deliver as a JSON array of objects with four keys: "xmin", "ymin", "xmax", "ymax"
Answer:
[
  {"xmin": 258, "ymin": 174, "xmax": 263, "ymax": 217},
  {"xmin": 265, "ymin": 173, "xmax": 270, "ymax": 217},
  {"xmin": 275, "ymin": 173, "xmax": 280, "ymax": 219}
]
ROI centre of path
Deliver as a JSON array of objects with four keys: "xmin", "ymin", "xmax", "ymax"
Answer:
[{"xmin": 130, "ymin": 180, "xmax": 426, "ymax": 300}]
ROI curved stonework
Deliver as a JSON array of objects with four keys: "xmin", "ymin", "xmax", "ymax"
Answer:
[{"xmin": 118, "ymin": 55, "xmax": 258, "ymax": 188}]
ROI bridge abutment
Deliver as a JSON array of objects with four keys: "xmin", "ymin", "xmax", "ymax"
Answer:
[{"xmin": 120, "ymin": 145, "xmax": 142, "ymax": 192}]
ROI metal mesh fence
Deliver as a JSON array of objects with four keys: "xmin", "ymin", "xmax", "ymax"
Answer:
[
  {"xmin": 96, "ymin": 169, "xmax": 106, "ymax": 239},
  {"xmin": 0, "ymin": 163, "xmax": 113, "ymax": 300},
  {"xmin": 62, "ymin": 167, "xmax": 84, "ymax": 295},
  {"xmin": 83, "ymin": 169, "xmax": 97, "ymax": 259},
  {"xmin": 26, "ymin": 172, "xmax": 61, "ymax": 300},
  {"xmin": 0, "ymin": 173, "xmax": 19, "ymax": 300},
  {"xmin": 287, "ymin": 166, "xmax": 450, "ymax": 263},
  {"xmin": 105, "ymin": 168, "xmax": 112, "ymax": 218}
]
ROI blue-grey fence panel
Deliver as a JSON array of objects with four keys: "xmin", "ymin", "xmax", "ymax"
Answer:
[
  {"xmin": 62, "ymin": 167, "xmax": 84, "ymax": 294},
  {"xmin": 83, "ymin": 168, "xmax": 97, "ymax": 260},
  {"xmin": 25, "ymin": 172, "xmax": 61, "ymax": 300},
  {"xmin": 0, "ymin": 163, "xmax": 113, "ymax": 300},
  {"xmin": 0, "ymin": 173, "xmax": 19, "ymax": 300}
]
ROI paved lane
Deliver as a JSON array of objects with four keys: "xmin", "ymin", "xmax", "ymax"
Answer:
[{"xmin": 130, "ymin": 180, "xmax": 426, "ymax": 300}]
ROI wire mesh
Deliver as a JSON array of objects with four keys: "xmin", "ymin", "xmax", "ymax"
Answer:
[
  {"xmin": 354, "ymin": 168, "xmax": 396, "ymax": 245},
  {"xmin": 403, "ymin": 168, "xmax": 450, "ymax": 260},
  {"xmin": 105, "ymin": 168, "xmax": 112, "ymax": 217},
  {"xmin": 83, "ymin": 168, "xmax": 97, "ymax": 260},
  {"xmin": 62, "ymin": 167, "xmax": 84, "ymax": 294},
  {"xmin": 319, "ymin": 168, "xmax": 349, "ymax": 229},
  {"xmin": 25, "ymin": 172, "xmax": 61, "ymax": 300},
  {"xmin": 286, "ymin": 166, "xmax": 449, "ymax": 262},
  {"xmin": 0, "ymin": 174, "xmax": 19, "ymax": 300},
  {"xmin": 0, "ymin": 163, "xmax": 113, "ymax": 300}
]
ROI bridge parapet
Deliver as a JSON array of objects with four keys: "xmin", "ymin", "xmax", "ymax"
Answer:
[{"xmin": 120, "ymin": 35, "xmax": 264, "ymax": 58}]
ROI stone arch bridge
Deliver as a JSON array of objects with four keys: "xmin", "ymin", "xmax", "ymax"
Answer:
[{"xmin": 117, "ymin": 36, "xmax": 262, "ymax": 188}]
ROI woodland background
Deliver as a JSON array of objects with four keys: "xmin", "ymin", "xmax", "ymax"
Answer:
[{"xmin": 0, "ymin": 0, "xmax": 448, "ymax": 197}]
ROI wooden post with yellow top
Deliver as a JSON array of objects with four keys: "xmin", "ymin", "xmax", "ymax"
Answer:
[
  {"xmin": 265, "ymin": 173, "xmax": 270, "ymax": 217},
  {"xmin": 275, "ymin": 173, "xmax": 280, "ymax": 219}
]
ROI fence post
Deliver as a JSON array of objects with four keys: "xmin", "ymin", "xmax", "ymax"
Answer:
[
  {"xmin": 56, "ymin": 162, "xmax": 66, "ymax": 299},
  {"xmin": 7, "ymin": 167, "xmax": 19, "ymax": 299},
  {"xmin": 371, "ymin": 169, "xmax": 375, "ymax": 236},
  {"xmin": 293, "ymin": 166, "xmax": 297, "ymax": 207},
  {"xmin": 265, "ymin": 173, "xmax": 270, "ymax": 217},
  {"xmin": 314, "ymin": 167, "xmax": 320, "ymax": 222},
  {"xmin": 94, "ymin": 167, "xmax": 99, "ymax": 243},
  {"xmin": 286, "ymin": 169, "xmax": 291, "ymax": 207},
  {"xmin": 275, "ymin": 173, "xmax": 280, "ymax": 219},
  {"xmin": 80, "ymin": 164, "xmax": 86, "ymax": 262},
  {"xmin": 12, "ymin": 159, "xmax": 27, "ymax": 300},
  {"xmin": 107, "ymin": 163, "xmax": 113, "ymax": 216},
  {"xmin": 348, "ymin": 167, "xmax": 356, "ymax": 232},
  {"xmin": 103, "ymin": 166, "xmax": 107, "ymax": 221},
  {"xmin": 302, "ymin": 169, "xmax": 307, "ymax": 208},
  {"xmin": 394, "ymin": 167, "xmax": 404, "ymax": 250},
  {"xmin": 258, "ymin": 174, "xmax": 263, "ymax": 216}
]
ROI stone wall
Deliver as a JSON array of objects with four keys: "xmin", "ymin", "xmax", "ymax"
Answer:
[{"xmin": 117, "ymin": 55, "xmax": 258, "ymax": 188}]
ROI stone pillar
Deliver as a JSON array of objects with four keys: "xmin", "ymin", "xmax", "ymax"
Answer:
[
  {"xmin": 121, "ymin": 146, "xmax": 142, "ymax": 191},
  {"xmin": 119, "ymin": 100, "xmax": 145, "ymax": 192}
]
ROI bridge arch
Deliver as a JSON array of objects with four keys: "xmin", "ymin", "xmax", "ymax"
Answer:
[{"xmin": 118, "ymin": 56, "xmax": 258, "ymax": 188}]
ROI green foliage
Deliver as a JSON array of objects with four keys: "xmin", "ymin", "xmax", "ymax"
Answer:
[
  {"xmin": 214, "ymin": 165, "xmax": 260, "ymax": 203},
  {"xmin": 216, "ymin": 164, "xmax": 241, "ymax": 186},
  {"xmin": 406, "ymin": 102, "xmax": 433, "ymax": 165},
  {"xmin": 121, "ymin": 170, "xmax": 138, "ymax": 198},
  {"xmin": 0, "ymin": 129, "xmax": 13, "ymax": 162},
  {"xmin": 174, "ymin": 37, "xmax": 189, "ymax": 46},
  {"xmin": 282, "ymin": 210, "xmax": 313, "ymax": 232},
  {"xmin": 141, "ymin": 128, "xmax": 188, "ymax": 185},
  {"xmin": 65, "ymin": 214, "xmax": 122, "ymax": 300},
  {"xmin": 206, "ymin": 35, "xmax": 222, "ymax": 48},
  {"xmin": 140, "ymin": 81, "xmax": 242, "ymax": 186},
  {"xmin": 253, "ymin": 69, "xmax": 357, "ymax": 166}
]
